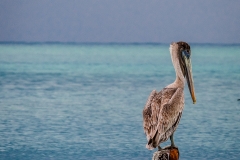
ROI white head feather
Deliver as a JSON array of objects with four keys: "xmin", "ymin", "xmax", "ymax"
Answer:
[{"xmin": 167, "ymin": 43, "xmax": 185, "ymax": 88}]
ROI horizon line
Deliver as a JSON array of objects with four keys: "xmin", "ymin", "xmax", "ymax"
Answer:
[{"xmin": 0, "ymin": 41, "xmax": 240, "ymax": 46}]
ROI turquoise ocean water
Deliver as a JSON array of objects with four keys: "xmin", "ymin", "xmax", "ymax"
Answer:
[{"xmin": 0, "ymin": 43, "xmax": 240, "ymax": 159}]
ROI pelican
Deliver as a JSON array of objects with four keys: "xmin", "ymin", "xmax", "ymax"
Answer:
[{"xmin": 142, "ymin": 41, "xmax": 196, "ymax": 150}]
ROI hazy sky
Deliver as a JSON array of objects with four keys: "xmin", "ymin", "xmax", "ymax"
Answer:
[{"xmin": 0, "ymin": 0, "xmax": 240, "ymax": 43}]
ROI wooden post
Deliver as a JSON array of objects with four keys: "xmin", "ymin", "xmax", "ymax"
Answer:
[{"xmin": 152, "ymin": 146, "xmax": 179, "ymax": 160}]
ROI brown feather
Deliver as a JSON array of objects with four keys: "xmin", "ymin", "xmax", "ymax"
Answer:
[{"xmin": 143, "ymin": 88, "xmax": 184, "ymax": 150}]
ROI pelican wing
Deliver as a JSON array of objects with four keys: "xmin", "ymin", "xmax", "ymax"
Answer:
[
  {"xmin": 143, "ymin": 88, "xmax": 184, "ymax": 150},
  {"xmin": 142, "ymin": 90, "xmax": 162, "ymax": 142},
  {"xmin": 156, "ymin": 88, "xmax": 184, "ymax": 142}
]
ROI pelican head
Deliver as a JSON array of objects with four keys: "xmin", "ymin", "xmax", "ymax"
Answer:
[{"xmin": 177, "ymin": 41, "xmax": 196, "ymax": 104}]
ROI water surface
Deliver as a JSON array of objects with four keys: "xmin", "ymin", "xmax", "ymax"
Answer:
[{"xmin": 0, "ymin": 43, "xmax": 240, "ymax": 159}]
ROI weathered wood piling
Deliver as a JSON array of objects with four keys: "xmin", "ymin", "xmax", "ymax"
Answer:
[{"xmin": 152, "ymin": 146, "xmax": 179, "ymax": 160}]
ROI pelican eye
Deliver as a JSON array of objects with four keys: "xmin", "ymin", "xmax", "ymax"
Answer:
[{"xmin": 182, "ymin": 50, "xmax": 191, "ymax": 59}]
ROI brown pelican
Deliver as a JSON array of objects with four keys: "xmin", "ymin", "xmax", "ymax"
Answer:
[{"xmin": 142, "ymin": 41, "xmax": 196, "ymax": 150}]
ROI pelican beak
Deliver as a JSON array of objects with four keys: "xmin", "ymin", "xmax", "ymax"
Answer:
[{"xmin": 182, "ymin": 51, "xmax": 197, "ymax": 104}]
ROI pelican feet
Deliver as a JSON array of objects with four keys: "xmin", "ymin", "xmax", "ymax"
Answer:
[
  {"xmin": 158, "ymin": 146, "xmax": 162, "ymax": 151},
  {"xmin": 169, "ymin": 134, "xmax": 178, "ymax": 149},
  {"xmin": 158, "ymin": 145, "xmax": 178, "ymax": 150},
  {"xmin": 162, "ymin": 145, "xmax": 178, "ymax": 150}
]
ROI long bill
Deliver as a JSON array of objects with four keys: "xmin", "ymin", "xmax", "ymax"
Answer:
[{"xmin": 184, "ymin": 56, "xmax": 197, "ymax": 104}]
